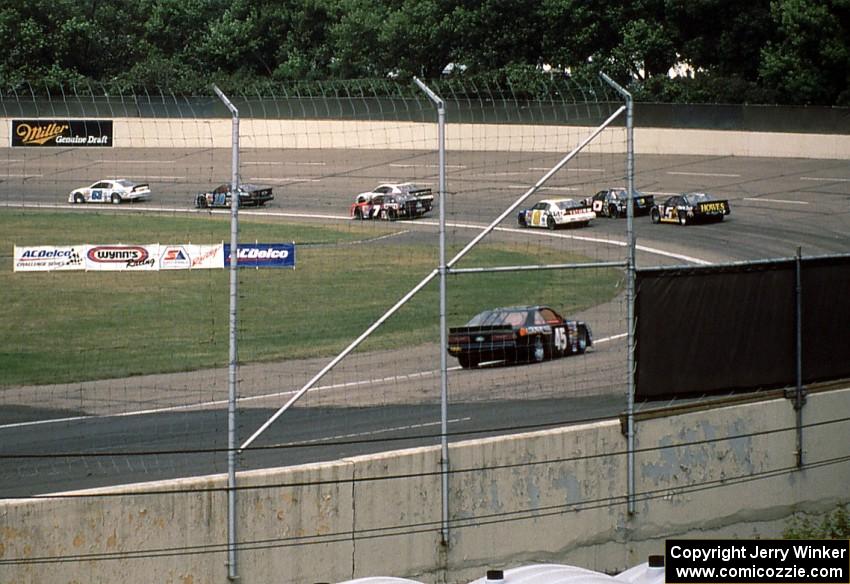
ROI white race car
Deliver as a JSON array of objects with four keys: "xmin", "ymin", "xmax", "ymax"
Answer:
[
  {"xmin": 350, "ymin": 182, "xmax": 434, "ymax": 220},
  {"xmin": 68, "ymin": 179, "xmax": 152, "ymax": 204},
  {"xmin": 517, "ymin": 198, "xmax": 596, "ymax": 229}
]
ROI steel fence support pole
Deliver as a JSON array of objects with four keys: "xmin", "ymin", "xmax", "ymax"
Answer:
[
  {"xmin": 794, "ymin": 247, "xmax": 805, "ymax": 467},
  {"xmin": 600, "ymin": 72, "xmax": 636, "ymax": 515},
  {"xmin": 213, "ymin": 84, "xmax": 240, "ymax": 582},
  {"xmin": 413, "ymin": 77, "xmax": 451, "ymax": 546}
]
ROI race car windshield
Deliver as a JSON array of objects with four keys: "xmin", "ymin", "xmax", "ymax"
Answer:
[
  {"xmin": 115, "ymin": 180, "xmax": 135, "ymax": 187},
  {"xmin": 467, "ymin": 310, "xmax": 529, "ymax": 327},
  {"xmin": 555, "ymin": 200, "xmax": 579, "ymax": 209},
  {"xmin": 684, "ymin": 193, "xmax": 712, "ymax": 204}
]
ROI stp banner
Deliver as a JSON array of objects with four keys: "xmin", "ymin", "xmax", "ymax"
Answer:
[{"xmin": 224, "ymin": 243, "xmax": 295, "ymax": 268}]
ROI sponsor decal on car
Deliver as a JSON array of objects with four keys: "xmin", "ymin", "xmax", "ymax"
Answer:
[
  {"xmin": 13, "ymin": 246, "xmax": 85, "ymax": 272},
  {"xmin": 224, "ymin": 243, "xmax": 296, "ymax": 269},
  {"xmin": 11, "ymin": 120, "xmax": 113, "ymax": 147}
]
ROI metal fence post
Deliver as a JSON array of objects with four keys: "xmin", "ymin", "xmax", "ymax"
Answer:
[
  {"xmin": 213, "ymin": 84, "xmax": 240, "ymax": 582},
  {"xmin": 413, "ymin": 77, "xmax": 451, "ymax": 546},
  {"xmin": 794, "ymin": 247, "xmax": 805, "ymax": 467},
  {"xmin": 599, "ymin": 72, "xmax": 636, "ymax": 515}
]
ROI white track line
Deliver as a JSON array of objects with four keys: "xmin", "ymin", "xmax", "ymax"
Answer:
[
  {"xmin": 390, "ymin": 163, "xmax": 466, "ymax": 169},
  {"xmin": 289, "ymin": 417, "xmax": 472, "ymax": 445},
  {"xmin": 1, "ymin": 203, "xmax": 713, "ymax": 265},
  {"xmin": 249, "ymin": 177, "xmax": 321, "ymax": 182},
  {"xmin": 107, "ymin": 160, "xmax": 176, "ymax": 164},
  {"xmin": 243, "ymin": 161, "xmax": 326, "ymax": 166},
  {"xmin": 743, "ymin": 197, "xmax": 808, "ymax": 205},
  {"xmin": 507, "ymin": 185, "xmax": 579, "ymax": 191},
  {"xmin": 667, "ymin": 171, "xmax": 741, "ymax": 177},
  {"xmin": 800, "ymin": 176, "xmax": 850, "ymax": 182},
  {"xmin": 529, "ymin": 167, "xmax": 605, "ymax": 172}
]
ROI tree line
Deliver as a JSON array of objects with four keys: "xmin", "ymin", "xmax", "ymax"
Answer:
[{"xmin": 1, "ymin": 0, "xmax": 848, "ymax": 105}]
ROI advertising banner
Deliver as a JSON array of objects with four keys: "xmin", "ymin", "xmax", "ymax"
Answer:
[
  {"xmin": 11, "ymin": 119, "xmax": 113, "ymax": 147},
  {"xmin": 14, "ymin": 242, "xmax": 236, "ymax": 272},
  {"xmin": 84, "ymin": 244, "xmax": 160, "ymax": 271},
  {"xmin": 224, "ymin": 243, "xmax": 296, "ymax": 268},
  {"xmin": 159, "ymin": 244, "xmax": 225, "ymax": 270},
  {"xmin": 13, "ymin": 245, "xmax": 86, "ymax": 272}
]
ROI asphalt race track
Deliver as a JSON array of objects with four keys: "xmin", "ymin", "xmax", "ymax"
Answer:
[{"xmin": 1, "ymin": 149, "xmax": 849, "ymax": 497}]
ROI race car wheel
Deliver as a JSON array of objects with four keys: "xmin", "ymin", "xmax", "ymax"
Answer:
[
  {"xmin": 111, "ymin": 193, "xmax": 121, "ymax": 204},
  {"xmin": 73, "ymin": 193, "xmax": 84, "ymax": 204},
  {"xmin": 458, "ymin": 354, "xmax": 479, "ymax": 369},
  {"xmin": 387, "ymin": 209, "xmax": 398, "ymax": 221},
  {"xmin": 650, "ymin": 208, "xmax": 660, "ymax": 224},
  {"xmin": 576, "ymin": 328, "xmax": 588, "ymax": 354},
  {"xmin": 517, "ymin": 214, "xmax": 527, "ymax": 227},
  {"xmin": 608, "ymin": 204, "xmax": 619, "ymax": 218},
  {"xmin": 353, "ymin": 207, "xmax": 363, "ymax": 220},
  {"xmin": 531, "ymin": 336, "xmax": 547, "ymax": 363},
  {"xmin": 678, "ymin": 213, "xmax": 688, "ymax": 226},
  {"xmin": 195, "ymin": 195, "xmax": 208, "ymax": 209},
  {"xmin": 546, "ymin": 216, "xmax": 555, "ymax": 230}
]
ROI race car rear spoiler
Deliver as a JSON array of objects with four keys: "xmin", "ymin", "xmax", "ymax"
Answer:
[{"xmin": 696, "ymin": 200, "xmax": 730, "ymax": 215}]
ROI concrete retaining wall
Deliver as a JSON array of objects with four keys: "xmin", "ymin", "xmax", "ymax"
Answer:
[
  {"xmin": 3, "ymin": 118, "xmax": 849, "ymax": 158},
  {"xmin": 2, "ymin": 387, "xmax": 848, "ymax": 584}
]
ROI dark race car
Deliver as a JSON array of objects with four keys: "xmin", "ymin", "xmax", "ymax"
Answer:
[
  {"xmin": 583, "ymin": 188, "xmax": 654, "ymax": 218},
  {"xmin": 447, "ymin": 305, "xmax": 592, "ymax": 369},
  {"xmin": 650, "ymin": 192, "xmax": 731, "ymax": 225},
  {"xmin": 195, "ymin": 183, "xmax": 274, "ymax": 209}
]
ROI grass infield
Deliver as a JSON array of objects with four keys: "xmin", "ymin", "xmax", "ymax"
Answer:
[{"xmin": 1, "ymin": 211, "xmax": 621, "ymax": 387}]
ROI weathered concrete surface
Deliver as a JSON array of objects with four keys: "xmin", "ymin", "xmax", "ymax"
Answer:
[
  {"xmin": 2, "ymin": 387, "xmax": 848, "ymax": 583},
  {"xmin": 2, "ymin": 118, "xmax": 849, "ymax": 158}
]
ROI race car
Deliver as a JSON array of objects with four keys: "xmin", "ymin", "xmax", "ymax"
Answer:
[
  {"xmin": 350, "ymin": 183, "xmax": 434, "ymax": 220},
  {"xmin": 517, "ymin": 198, "xmax": 595, "ymax": 230},
  {"xmin": 582, "ymin": 188, "xmax": 654, "ymax": 218},
  {"xmin": 68, "ymin": 179, "xmax": 151, "ymax": 204},
  {"xmin": 194, "ymin": 183, "xmax": 274, "ymax": 208},
  {"xmin": 650, "ymin": 192, "xmax": 731, "ymax": 225},
  {"xmin": 447, "ymin": 305, "xmax": 592, "ymax": 369}
]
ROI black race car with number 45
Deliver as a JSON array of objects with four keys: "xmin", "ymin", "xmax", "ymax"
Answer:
[
  {"xmin": 650, "ymin": 192, "xmax": 730, "ymax": 225},
  {"xmin": 583, "ymin": 188, "xmax": 654, "ymax": 218},
  {"xmin": 447, "ymin": 305, "xmax": 592, "ymax": 369},
  {"xmin": 195, "ymin": 183, "xmax": 274, "ymax": 208}
]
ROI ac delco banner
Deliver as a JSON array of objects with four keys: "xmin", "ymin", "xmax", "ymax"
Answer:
[
  {"xmin": 224, "ymin": 243, "xmax": 296, "ymax": 268},
  {"xmin": 13, "ymin": 246, "xmax": 86, "ymax": 272},
  {"xmin": 11, "ymin": 119, "xmax": 113, "ymax": 147}
]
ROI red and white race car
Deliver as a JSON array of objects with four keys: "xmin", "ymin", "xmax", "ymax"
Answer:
[{"xmin": 350, "ymin": 183, "xmax": 434, "ymax": 220}]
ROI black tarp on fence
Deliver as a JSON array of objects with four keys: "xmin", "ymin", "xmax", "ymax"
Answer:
[{"xmin": 635, "ymin": 255, "xmax": 850, "ymax": 400}]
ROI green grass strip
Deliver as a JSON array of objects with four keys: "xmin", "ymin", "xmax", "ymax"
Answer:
[{"xmin": 1, "ymin": 211, "xmax": 621, "ymax": 386}]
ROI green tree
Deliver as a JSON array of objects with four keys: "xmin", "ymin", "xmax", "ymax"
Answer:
[{"xmin": 759, "ymin": 0, "xmax": 850, "ymax": 105}]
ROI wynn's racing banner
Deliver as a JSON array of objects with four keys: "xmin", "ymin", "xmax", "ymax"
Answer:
[
  {"xmin": 11, "ymin": 119, "xmax": 113, "ymax": 147},
  {"xmin": 13, "ymin": 243, "xmax": 227, "ymax": 272}
]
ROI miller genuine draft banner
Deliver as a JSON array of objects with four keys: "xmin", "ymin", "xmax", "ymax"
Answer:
[{"xmin": 11, "ymin": 119, "xmax": 113, "ymax": 147}]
